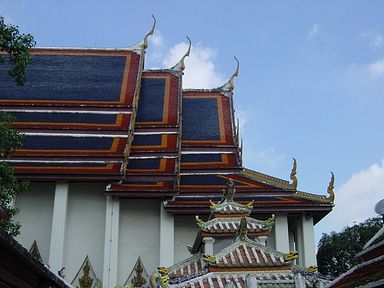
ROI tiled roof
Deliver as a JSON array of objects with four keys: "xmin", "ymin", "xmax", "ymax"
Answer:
[
  {"xmin": 200, "ymin": 217, "xmax": 270, "ymax": 234},
  {"xmin": 210, "ymin": 238, "xmax": 291, "ymax": 270},
  {"xmin": 169, "ymin": 272, "xmax": 296, "ymax": 288}
]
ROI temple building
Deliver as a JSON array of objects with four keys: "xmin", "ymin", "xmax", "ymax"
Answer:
[{"xmin": 0, "ymin": 19, "xmax": 334, "ymax": 287}]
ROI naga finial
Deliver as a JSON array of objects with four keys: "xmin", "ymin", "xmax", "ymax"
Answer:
[
  {"xmin": 290, "ymin": 158, "xmax": 298, "ymax": 189},
  {"xmin": 223, "ymin": 179, "xmax": 235, "ymax": 202},
  {"xmin": 221, "ymin": 56, "xmax": 240, "ymax": 92},
  {"xmin": 143, "ymin": 15, "xmax": 157, "ymax": 49},
  {"xmin": 327, "ymin": 172, "xmax": 335, "ymax": 203},
  {"xmin": 171, "ymin": 36, "xmax": 191, "ymax": 71}
]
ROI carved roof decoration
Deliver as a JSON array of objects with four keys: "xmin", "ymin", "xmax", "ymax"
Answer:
[
  {"xmin": 71, "ymin": 256, "xmax": 101, "ymax": 288},
  {"xmin": 124, "ymin": 257, "xmax": 149, "ymax": 287},
  {"xmin": 29, "ymin": 240, "xmax": 43, "ymax": 262},
  {"xmin": 129, "ymin": 15, "xmax": 156, "ymax": 51},
  {"xmin": 170, "ymin": 36, "xmax": 191, "ymax": 72}
]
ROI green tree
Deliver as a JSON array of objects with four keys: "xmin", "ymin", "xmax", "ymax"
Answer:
[
  {"xmin": 1, "ymin": 16, "xmax": 34, "ymax": 236},
  {"xmin": 317, "ymin": 217, "xmax": 383, "ymax": 277},
  {"xmin": 0, "ymin": 15, "xmax": 35, "ymax": 85},
  {"xmin": 0, "ymin": 112, "xmax": 29, "ymax": 236}
]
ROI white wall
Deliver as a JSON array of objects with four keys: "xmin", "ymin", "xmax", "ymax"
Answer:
[
  {"xmin": 117, "ymin": 199, "xmax": 160, "ymax": 284},
  {"xmin": 14, "ymin": 182, "xmax": 55, "ymax": 264},
  {"xmin": 174, "ymin": 215, "xmax": 199, "ymax": 263},
  {"xmin": 63, "ymin": 183, "xmax": 107, "ymax": 282}
]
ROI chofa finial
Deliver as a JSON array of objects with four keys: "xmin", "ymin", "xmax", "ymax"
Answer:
[
  {"xmin": 220, "ymin": 56, "xmax": 240, "ymax": 92},
  {"xmin": 143, "ymin": 15, "xmax": 157, "ymax": 49},
  {"xmin": 290, "ymin": 158, "xmax": 298, "ymax": 189},
  {"xmin": 327, "ymin": 172, "xmax": 335, "ymax": 203},
  {"xmin": 171, "ymin": 36, "xmax": 192, "ymax": 71}
]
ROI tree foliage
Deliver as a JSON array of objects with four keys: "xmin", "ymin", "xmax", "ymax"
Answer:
[
  {"xmin": 0, "ymin": 112, "xmax": 29, "ymax": 236},
  {"xmin": 0, "ymin": 16, "xmax": 35, "ymax": 85},
  {"xmin": 317, "ymin": 217, "xmax": 383, "ymax": 277},
  {"xmin": 0, "ymin": 16, "xmax": 33, "ymax": 236}
]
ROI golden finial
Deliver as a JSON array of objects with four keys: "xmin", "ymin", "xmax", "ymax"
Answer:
[
  {"xmin": 221, "ymin": 56, "xmax": 240, "ymax": 92},
  {"xmin": 209, "ymin": 199, "xmax": 217, "ymax": 209},
  {"xmin": 171, "ymin": 36, "xmax": 191, "ymax": 71},
  {"xmin": 290, "ymin": 158, "xmax": 298, "ymax": 189},
  {"xmin": 143, "ymin": 15, "xmax": 156, "ymax": 49},
  {"xmin": 327, "ymin": 172, "xmax": 335, "ymax": 203}
]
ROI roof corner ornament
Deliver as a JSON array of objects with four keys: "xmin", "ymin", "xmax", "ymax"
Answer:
[
  {"xmin": 220, "ymin": 56, "xmax": 240, "ymax": 92},
  {"xmin": 264, "ymin": 214, "xmax": 275, "ymax": 228},
  {"xmin": 327, "ymin": 171, "xmax": 335, "ymax": 203},
  {"xmin": 289, "ymin": 158, "xmax": 298, "ymax": 190},
  {"xmin": 223, "ymin": 179, "xmax": 235, "ymax": 202},
  {"xmin": 246, "ymin": 200, "xmax": 254, "ymax": 209},
  {"xmin": 202, "ymin": 254, "xmax": 217, "ymax": 265},
  {"xmin": 143, "ymin": 15, "xmax": 156, "ymax": 49},
  {"xmin": 195, "ymin": 215, "xmax": 205, "ymax": 228},
  {"xmin": 283, "ymin": 251, "xmax": 299, "ymax": 262},
  {"xmin": 209, "ymin": 199, "xmax": 217, "ymax": 209},
  {"xmin": 149, "ymin": 266, "xmax": 169, "ymax": 288},
  {"xmin": 171, "ymin": 36, "xmax": 191, "ymax": 72}
]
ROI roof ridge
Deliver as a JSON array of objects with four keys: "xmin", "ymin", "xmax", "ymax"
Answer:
[
  {"xmin": 293, "ymin": 191, "xmax": 332, "ymax": 204},
  {"xmin": 240, "ymin": 168, "xmax": 293, "ymax": 190}
]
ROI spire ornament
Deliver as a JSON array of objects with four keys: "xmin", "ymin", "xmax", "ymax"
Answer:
[
  {"xmin": 236, "ymin": 216, "xmax": 248, "ymax": 241},
  {"xmin": 290, "ymin": 158, "xmax": 298, "ymax": 189},
  {"xmin": 170, "ymin": 36, "xmax": 191, "ymax": 71},
  {"xmin": 220, "ymin": 56, "xmax": 240, "ymax": 92},
  {"xmin": 222, "ymin": 179, "xmax": 235, "ymax": 202},
  {"xmin": 327, "ymin": 172, "xmax": 335, "ymax": 203}
]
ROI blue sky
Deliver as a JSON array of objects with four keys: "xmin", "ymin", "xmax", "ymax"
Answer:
[{"xmin": 2, "ymin": 0, "xmax": 384, "ymax": 244}]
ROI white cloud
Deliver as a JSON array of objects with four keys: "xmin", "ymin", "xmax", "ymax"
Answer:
[
  {"xmin": 360, "ymin": 31, "xmax": 384, "ymax": 48},
  {"xmin": 149, "ymin": 31, "xmax": 164, "ymax": 48},
  {"xmin": 317, "ymin": 160, "xmax": 384, "ymax": 236},
  {"xmin": 307, "ymin": 24, "xmax": 320, "ymax": 40},
  {"xmin": 371, "ymin": 35, "xmax": 384, "ymax": 47},
  {"xmin": 163, "ymin": 41, "xmax": 225, "ymax": 88},
  {"xmin": 244, "ymin": 147, "xmax": 285, "ymax": 171},
  {"xmin": 369, "ymin": 59, "xmax": 384, "ymax": 78}
]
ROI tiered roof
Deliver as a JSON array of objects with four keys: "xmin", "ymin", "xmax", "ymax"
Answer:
[
  {"xmin": 0, "ymin": 20, "xmax": 334, "ymax": 220},
  {"xmin": 166, "ymin": 216, "xmax": 299, "ymax": 287},
  {"xmin": 191, "ymin": 180, "xmax": 273, "ymax": 254}
]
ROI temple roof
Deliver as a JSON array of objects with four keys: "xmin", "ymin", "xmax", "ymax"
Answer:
[{"xmin": 1, "ymin": 38, "xmax": 334, "ymax": 218}]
